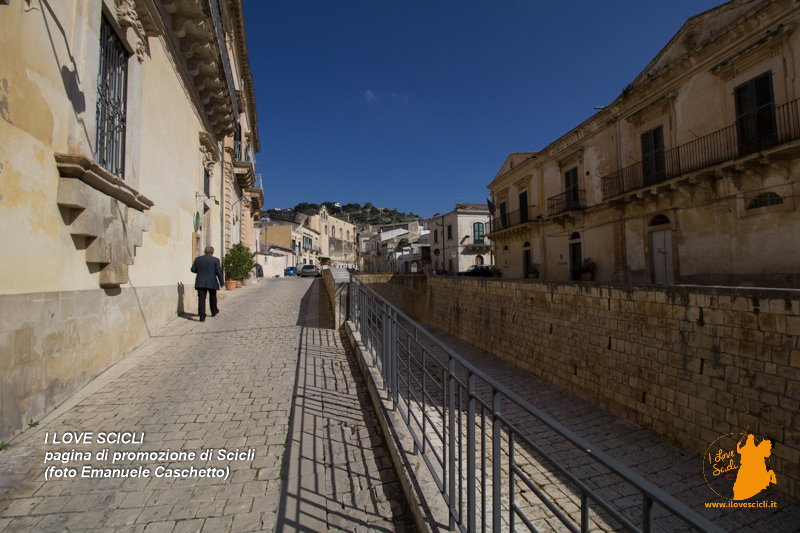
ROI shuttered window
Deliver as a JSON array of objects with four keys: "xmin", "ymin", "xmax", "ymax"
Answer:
[
  {"xmin": 95, "ymin": 16, "xmax": 129, "ymax": 178},
  {"xmin": 473, "ymin": 222, "xmax": 484, "ymax": 245},
  {"xmin": 735, "ymin": 72, "xmax": 775, "ymax": 154},
  {"xmin": 641, "ymin": 125, "xmax": 665, "ymax": 185},
  {"xmin": 564, "ymin": 167, "xmax": 579, "ymax": 208}
]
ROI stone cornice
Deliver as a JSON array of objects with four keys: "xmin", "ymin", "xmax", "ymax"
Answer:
[
  {"xmin": 228, "ymin": 0, "xmax": 259, "ymax": 152},
  {"xmin": 155, "ymin": 0, "xmax": 237, "ymax": 137},
  {"xmin": 525, "ymin": 0, "xmax": 794, "ymax": 168},
  {"xmin": 54, "ymin": 154, "xmax": 154, "ymax": 212}
]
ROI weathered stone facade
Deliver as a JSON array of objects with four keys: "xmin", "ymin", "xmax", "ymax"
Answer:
[
  {"xmin": 361, "ymin": 274, "xmax": 800, "ymax": 504},
  {"xmin": 488, "ymin": 0, "xmax": 800, "ymax": 287},
  {"xmin": 0, "ymin": 0, "xmax": 259, "ymax": 440}
]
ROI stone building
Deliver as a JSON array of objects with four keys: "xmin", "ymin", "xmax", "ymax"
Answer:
[
  {"xmin": 295, "ymin": 206, "xmax": 357, "ymax": 268},
  {"xmin": 487, "ymin": 0, "xmax": 800, "ymax": 287},
  {"xmin": 0, "ymin": 0, "xmax": 260, "ymax": 440},
  {"xmin": 428, "ymin": 204, "xmax": 493, "ymax": 274}
]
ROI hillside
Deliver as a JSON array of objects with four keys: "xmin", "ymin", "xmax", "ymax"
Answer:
[{"xmin": 265, "ymin": 201, "xmax": 420, "ymax": 225}]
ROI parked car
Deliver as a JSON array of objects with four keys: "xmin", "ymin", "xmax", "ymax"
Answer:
[
  {"xmin": 432, "ymin": 269, "xmax": 448, "ymax": 276},
  {"xmin": 457, "ymin": 265, "xmax": 497, "ymax": 277},
  {"xmin": 299, "ymin": 264, "xmax": 321, "ymax": 278},
  {"xmin": 284, "ymin": 266, "xmax": 297, "ymax": 276}
]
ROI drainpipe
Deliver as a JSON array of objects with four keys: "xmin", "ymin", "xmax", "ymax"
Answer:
[{"xmin": 220, "ymin": 137, "xmax": 226, "ymax": 262}]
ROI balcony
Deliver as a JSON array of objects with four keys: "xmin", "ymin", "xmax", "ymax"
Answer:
[
  {"xmin": 487, "ymin": 205, "xmax": 540, "ymax": 237},
  {"xmin": 601, "ymin": 98, "xmax": 800, "ymax": 199},
  {"xmin": 547, "ymin": 190, "xmax": 586, "ymax": 217},
  {"xmin": 233, "ymin": 141, "xmax": 255, "ymax": 163},
  {"xmin": 232, "ymin": 141, "xmax": 255, "ymax": 188}
]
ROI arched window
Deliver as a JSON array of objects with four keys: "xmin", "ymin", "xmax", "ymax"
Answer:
[
  {"xmin": 569, "ymin": 232, "xmax": 581, "ymax": 240},
  {"xmin": 747, "ymin": 192, "xmax": 783, "ymax": 209},
  {"xmin": 523, "ymin": 241, "xmax": 531, "ymax": 248},
  {"xmin": 473, "ymin": 222, "xmax": 485, "ymax": 244},
  {"xmin": 475, "ymin": 255, "xmax": 484, "ymax": 265},
  {"xmin": 649, "ymin": 214, "xmax": 670, "ymax": 226},
  {"xmin": 503, "ymin": 245, "xmax": 509, "ymax": 251}
]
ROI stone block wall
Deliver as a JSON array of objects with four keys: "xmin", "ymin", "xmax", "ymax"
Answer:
[
  {"xmin": 360, "ymin": 274, "xmax": 800, "ymax": 503},
  {"xmin": 0, "ymin": 285, "xmax": 194, "ymax": 441}
]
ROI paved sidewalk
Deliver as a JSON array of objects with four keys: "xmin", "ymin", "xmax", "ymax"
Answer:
[
  {"xmin": 276, "ymin": 280, "xmax": 416, "ymax": 533},
  {"xmin": 0, "ymin": 278, "xmax": 412, "ymax": 532}
]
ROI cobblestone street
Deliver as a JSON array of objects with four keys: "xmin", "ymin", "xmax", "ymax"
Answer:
[{"xmin": 0, "ymin": 279, "xmax": 413, "ymax": 533}]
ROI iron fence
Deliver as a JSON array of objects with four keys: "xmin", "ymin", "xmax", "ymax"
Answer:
[
  {"xmin": 601, "ymin": 98, "xmax": 800, "ymax": 199},
  {"xmin": 547, "ymin": 190, "xmax": 586, "ymax": 217},
  {"xmin": 488, "ymin": 205, "xmax": 539, "ymax": 234},
  {"xmin": 233, "ymin": 141, "xmax": 255, "ymax": 164},
  {"xmin": 348, "ymin": 274, "xmax": 722, "ymax": 533}
]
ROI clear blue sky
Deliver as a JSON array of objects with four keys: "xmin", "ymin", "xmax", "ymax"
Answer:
[{"xmin": 243, "ymin": 0, "xmax": 725, "ymax": 218}]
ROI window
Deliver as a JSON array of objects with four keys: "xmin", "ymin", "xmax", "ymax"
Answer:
[
  {"xmin": 641, "ymin": 125, "xmax": 665, "ymax": 185},
  {"xmin": 736, "ymin": 72, "xmax": 775, "ymax": 155},
  {"xmin": 500, "ymin": 202, "xmax": 507, "ymax": 229},
  {"xmin": 434, "ymin": 230, "xmax": 438, "ymax": 243},
  {"xmin": 473, "ymin": 222, "xmax": 484, "ymax": 244},
  {"xmin": 564, "ymin": 167, "xmax": 580, "ymax": 209},
  {"xmin": 519, "ymin": 190, "xmax": 529, "ymax": 222},
  {"xmin": 649, "ymin": 214, "xmax": 671, "ymax": 226},
  {"xmin": 447, "ymin": 224, "xmax": 452, "ymax": 240},
  {"xmin": 203, "ymin": 167, "xmax": 210, "ymax": 197},
  {"xmin": 95, "ymin": 15, "xmax": 129, "ymax": 178},
  {"xmin": 365, "ymin": 243, "xmax": 371, "ymax": 252},
  {"xmin": 747, "ymin": 192, "xmax": 783, "ymax": 209}
]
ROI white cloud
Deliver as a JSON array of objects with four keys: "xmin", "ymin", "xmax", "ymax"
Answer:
[
  {"xmin": 364, "ymin": 89, "xmax": 379, "ymax": 103},
  {"xmin": 391, "ymin": 92, "xmax": 409, "ymax": 104}
]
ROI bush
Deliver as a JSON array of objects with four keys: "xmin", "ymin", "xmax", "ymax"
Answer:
[{"xmin": 223, "ymin": 243, "xmax": 256, "ymax": 281}]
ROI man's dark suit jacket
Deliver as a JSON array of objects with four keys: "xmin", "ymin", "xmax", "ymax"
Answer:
[{"xmin": 191, "ymin": 253, "xmax": 224, "ymax": 290}]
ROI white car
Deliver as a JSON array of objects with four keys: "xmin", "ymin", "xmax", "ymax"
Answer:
[{"xmin": 299, "ymin": 264, "xmax": 321, "ymax": 277}]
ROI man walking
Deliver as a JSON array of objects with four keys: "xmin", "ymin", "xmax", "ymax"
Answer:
[{"xmin": 191, "ymin": 246, "xmax": 224, "ymax": 322}]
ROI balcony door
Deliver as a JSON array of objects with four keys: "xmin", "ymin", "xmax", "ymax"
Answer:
[
  {"xmin": 564, "ymin": 167, "xmax": 580, "ymax": 210},
  {"xmin": 641, "ymin": 125, "xmax": 665, "ymax": 185},
  {"xmin": 736, "ymin": 72, "xmax": 775, "ymax": 155},
  {"xmin": 519, "ymin": 190, "xmax": 529, "ymax": 223}
]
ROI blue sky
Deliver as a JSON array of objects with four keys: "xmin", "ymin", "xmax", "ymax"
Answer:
[{"xmin": 243, "ymin": 0, "xmax": 725, "ymax": 218}]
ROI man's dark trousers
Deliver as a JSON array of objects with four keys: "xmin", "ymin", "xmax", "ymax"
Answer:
[
  {"xmin": 196, "ymin": 288, "xmax": 218, "ymax": 320},
  {"xmin": 191, "ymin": 252, "xmax": 224, "ymax": 321}
]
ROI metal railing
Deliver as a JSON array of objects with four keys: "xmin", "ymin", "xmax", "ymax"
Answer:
[
  {"xmin": 488, "ymin": 205, "xmax": 539, "ymax": 234},
  {"xmin": 602, "ymin": 98, "xmax": 800, "ymax": 199},
  {"xmin": 254, "ymin": 173, "xmax": 262, "ymax": 190},
  {"xmin": 348, "ymin": 274, "xmax": 722, "ymax": 533},
  {"xmin": 233, "ymin": 141, "xmax": 255, "ymax": 164},
  {"xmin": 547, "ymin": 190, "xmax": 586, "ymax": 216}
]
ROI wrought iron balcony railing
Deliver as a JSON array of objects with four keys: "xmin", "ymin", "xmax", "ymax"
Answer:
[
  {"xmin": 547, "ymin": 190, "xmax": 586, "ymax": 217},
  {"xmin": 602, "ymin": 98, "xmax": 800, "ymax": 199},
  {"xmin": 488, "ymin": 205, "xmax": 539, "ymax": 234},
  {"xmin": 233, "ymin": 141, "xmax": 255, "ymax": 164}
]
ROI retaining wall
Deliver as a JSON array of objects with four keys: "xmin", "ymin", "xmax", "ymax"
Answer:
[{"xmin": 359, "ymin": 274, "xmax": 800, "ymax": 503}]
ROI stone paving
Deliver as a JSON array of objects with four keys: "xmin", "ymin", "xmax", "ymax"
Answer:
[
  {"xmin": 391, "ymin": 318, "xmax": 800, "ymax": 533},
  {"xmin": 0, "ymin": 278, "xmax": 413, "ymax": 532}
]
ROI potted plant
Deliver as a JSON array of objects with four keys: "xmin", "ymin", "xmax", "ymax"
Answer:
[
  {"xmin": 525, "ymin": 262, "xmax": 540, "ymax": 279},
  {"xmin": 579, "ymin": 257, "xmax": 596, "ymax": 281},
  {"xmin": 320, "ymin": 257, "xmax": 331, "ymax": 266},
  {"xmin": 223, "ymin": 243, "xmax": 256, "ymax": 290}
]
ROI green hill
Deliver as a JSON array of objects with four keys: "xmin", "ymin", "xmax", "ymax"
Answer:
[{"xmin": 265, "ymin": 201, "xmax": 419, "ymax": 225}]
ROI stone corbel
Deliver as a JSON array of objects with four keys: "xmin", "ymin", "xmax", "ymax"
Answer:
[
  {"xmin": 116, "ymin": 0, "xmax": 151, "ymax": 62},
  {"xmin": 181, "ymin": 40, "xmax": 212, "ymax": 59},
  {"xmin": 689, "ymin": 175, "xmax": 717, "ymax": 199},
  {"xmin": 718, "ymin": 169, "xmax": 741, "ymax": 195},
  {"xmin": 657, "ymin": 190, "xmax": 672, "ymax": 208},
  {"xmin": 770, "ymin": 162, "xmax": 790, "ymax": 181},
  {"xmin": 670, "ymin": 182, "xmax": 692, "ymax": 201},
  {"xmin": 744, "ymin": 168, "xmax": 764, "ymax": 189}
]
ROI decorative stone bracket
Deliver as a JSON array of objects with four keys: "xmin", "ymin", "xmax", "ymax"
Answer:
[{"xmin": 55, "ymin": 154, "xmax": 153, "ymax": 288}]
